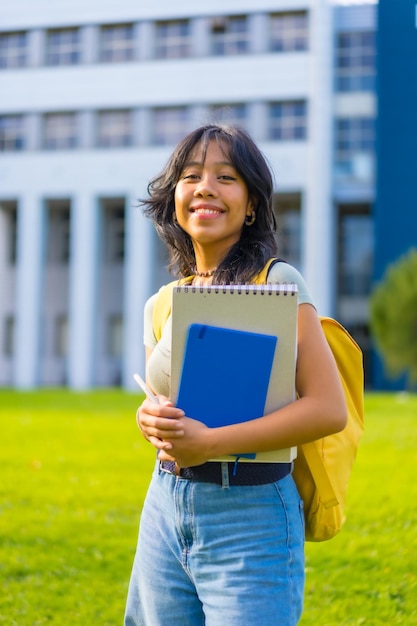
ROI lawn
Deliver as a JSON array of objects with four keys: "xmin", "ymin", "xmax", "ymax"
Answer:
[
  {"xmin": 0, "ymin": 391, "xmax": 416, "ymax": 625},
  {"xmin": 301, "ymin": 393, "xmax": 417, "ymax": 625}
]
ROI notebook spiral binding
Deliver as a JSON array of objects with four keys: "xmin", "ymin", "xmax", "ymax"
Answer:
[{"xmin": 176, "ymin": 283, "xmax": 298, "ymax": 296}]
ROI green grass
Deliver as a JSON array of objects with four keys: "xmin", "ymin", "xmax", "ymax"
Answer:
[
  {"xmin": 0, "ymin": 390, "xmax": 154, "ymax": 626},
  {"xmin": 0, "ymin": 391, "xmax": 416, "ymax": 625},
  {"xmin": 301, "ymin": 393, "xmax": 417, "ymax": 626}
]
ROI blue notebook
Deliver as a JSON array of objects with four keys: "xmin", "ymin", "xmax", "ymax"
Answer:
[{"xmin": 177, "ymin": 324, "xmax": 277, "ymax": 436}]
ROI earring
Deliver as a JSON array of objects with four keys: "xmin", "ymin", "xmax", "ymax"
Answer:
[
  {"xmin": 244, "ymin": 211, "xmax": 256, "ymax": 226},
  {"xmin": 173, "ymin": 212, "xmax": 178, "ymax": 223}
]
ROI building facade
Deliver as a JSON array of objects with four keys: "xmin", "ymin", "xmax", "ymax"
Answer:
[
  {"xmin": 373, "ymin": 0, "xmax": 417, "ymax": 390},
  {"xmin": 0, "ymin": 0, "xmax": 377, "ymax": 390}
]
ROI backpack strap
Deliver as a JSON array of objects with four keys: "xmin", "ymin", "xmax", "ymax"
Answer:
[
  {"xmin": 253, "ymin": 257, "xmax": 280, "ymax": 283},
  {"xmin": 152, "ymin": 276, "xmax": 196, "ymax": 343},
  {"xmin": 152, "ymin": 281, "xmax": 175, "ymax": 344},
  {"xmin": 301, "ymin": 440, "xmax": 339, "ymax": 508}
]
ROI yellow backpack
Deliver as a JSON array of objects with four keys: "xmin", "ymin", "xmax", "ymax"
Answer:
[{"xmin": 152, "ymin": 260, "xmax": 365, "ymax": 542}]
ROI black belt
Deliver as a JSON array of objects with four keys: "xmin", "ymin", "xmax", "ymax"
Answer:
[{"xmin": 159, "ymin": 460, "xmax": 292, "ymax": 486}]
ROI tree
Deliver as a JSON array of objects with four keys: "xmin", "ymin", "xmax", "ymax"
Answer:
[{"xmin": 370, "ymin": 248, "xmax": 417, "ymax": 386}]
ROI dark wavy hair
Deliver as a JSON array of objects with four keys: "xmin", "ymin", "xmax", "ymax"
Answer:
[{"xmin": 140, "ymin": 124, "xmax": 278, "ymax": 283}]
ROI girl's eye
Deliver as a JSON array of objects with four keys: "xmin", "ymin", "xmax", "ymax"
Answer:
[
  {"xmin": 183, "ymin": 173, "xmax": 200, "ymax": 180},
  {"xmin": 219, "ymin": 175, "xmax": 236, "ymax": 181}
]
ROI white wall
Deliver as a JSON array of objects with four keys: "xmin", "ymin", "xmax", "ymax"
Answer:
[
  {"xmin": 0, "ymin": 0, "xmax": 345, "ymax": 387},
  {"xmin": 0, "ymin": 0, "xmax": 315, "ymax": 28}
]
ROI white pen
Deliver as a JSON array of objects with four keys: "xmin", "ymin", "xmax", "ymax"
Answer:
[{"xmin": 133, "ymin": 373, "xmax": 160, "ymax": 404}]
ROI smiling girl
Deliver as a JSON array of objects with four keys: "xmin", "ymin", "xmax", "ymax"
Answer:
[{"xmin": 124, "ymin": 125, "xmax": 346, "ymax": 626}]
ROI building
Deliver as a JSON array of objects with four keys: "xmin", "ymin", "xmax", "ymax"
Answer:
[
  {"xmin": 373, "ymin": 0, "xmax": 417, "ymax": 390},
  {"xmin": 0, "ymin": 0, "xmax": 377, "ymax": 390}
]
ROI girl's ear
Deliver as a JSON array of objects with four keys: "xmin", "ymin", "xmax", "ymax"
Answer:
[{"xmin": 247, "ymin": 196, "xmax": 258, "ymax": 216}]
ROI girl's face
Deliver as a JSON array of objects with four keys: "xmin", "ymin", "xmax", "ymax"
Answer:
[{"xmin": 174, "ymin": 140, "xmax": 254, "ymax": 260}]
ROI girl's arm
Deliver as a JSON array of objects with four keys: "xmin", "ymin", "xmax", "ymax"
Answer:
[
  {"xmin": 139, "ymin": 304, "xmax": 348, "ymax": 467},
  {"xmin": 202, "ymin": 303, "xmax": 347, "ymax": 459}
]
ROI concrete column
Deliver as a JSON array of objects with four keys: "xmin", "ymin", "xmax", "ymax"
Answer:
[
  {"xmin": 249, "ymin": 13, "xmax": 268, "ymax": 54},
  {"xmin": 249, "ymin": 102, "xmax": 268, "ymax": 142},
  {"xmin": 79, "ymin": 110, "xmax": 95, "ymax": 149},
  {"xmin": 28, "ymin": 29, "xmax": 45, "ymax": 67},
  {"xmin": 303, "ymin": 0, "xmax": 335, "ymax": 316},
  {"xmin": 192, "ymin": 18, "xmax": 210, "ymax": 57},
  {"xmin": 134, "ymin": 108, "xmax": 152, "ymax": 146},
  {"xmin": 14, "ymin": 196, "xmax": 46, "ymax": 388},
  {"xmin": 67, "ymin": 194, "xmax": 100, "ymax": 389},
  {"xmin": 82, "ymin": 25, "xmax": 98, "ymax": 64},
  {"xmin": 122, "ymin": 196, "xmax": 155, "ymax": 390},
  {"xmin": 26, "ymin": 113, "xmax": 42, "ymax": 151},
  {"xmin": 136, "ymin": 21, "xmax": 154, "ymax": 61}
]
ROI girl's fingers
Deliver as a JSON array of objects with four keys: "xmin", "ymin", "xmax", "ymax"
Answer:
[{"xmin": 149, "ymin": 436, "xmax": 173, "ymax": 451}]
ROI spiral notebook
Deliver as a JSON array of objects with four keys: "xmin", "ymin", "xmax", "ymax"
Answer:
[{"xmin": 171, "ymin": 283, "xmax": 298, "ymax": 463}]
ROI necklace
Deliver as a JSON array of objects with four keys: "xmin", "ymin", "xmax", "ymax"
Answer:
[{"xmin": 193, "ymin": 267, "xmax": 217, "ymax": 278}]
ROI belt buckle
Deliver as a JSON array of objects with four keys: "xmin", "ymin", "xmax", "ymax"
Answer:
[{"xmin": 159, "ymin": 460, "xmax": 177, "ymax": 475}]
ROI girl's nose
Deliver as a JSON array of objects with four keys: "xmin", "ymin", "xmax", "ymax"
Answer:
[{"xmin": 193, "ymin": 175, "xmax": 217, "ymax": 198}]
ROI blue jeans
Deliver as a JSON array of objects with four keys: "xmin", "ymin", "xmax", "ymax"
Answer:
[{"xmin": 125, "ymin": 463, "xmax": 305, "ymax": 626}]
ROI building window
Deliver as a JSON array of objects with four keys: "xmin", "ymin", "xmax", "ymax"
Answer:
[
  {"xmin": 54, "ymin": 315, "xmax": 68, "ymax": 357},
  {"xmin": 155, "ymin": 20, "xmax": 191, "ymax": 59},
  {"xmin": 274, "ymin": 193, "xmax": 302, "ymax": 268},
  {"xmin": 336, "ymin": 31, "xmax": 376, "ymax": 92},
  {"xmin": 107, "ymin": 315, "xmax": 123, "ymax": 357},
  {"xmin": 335, "ymin": 117, "xmax": 375, "ymax": 182},
  {"xmin": 153, "ymin": 107, "xmax": 190, "ymax": 145},
  {"xmin": 99, "ymin": 24, "xmax": 134, "ymax": 63},
  {"xmin": 103, "ymin": 199, "xmax": 125, "ymax": 263},
  {"xmin": 208, "ymin": 104, "xmax": 247, "ymax": 129},
  {"xmin": 43, "ymin": 113, "xmax": 78, "ymax": 149},
  {"xmin": 269, "ymin": 101, "xmax": 307, "ymax": 141},
  {"xmin": 0, "ymin": 202, "xmax": 18, "ymax": 264},
  {"xmin": 211, "ymin": 16, "xmax": 249, "ymax": 56},
  {"xmin": 3, "ymin": 316, "xmax": 15, "ymax": 357},
  {"xmin": 46, "ymin": 28, "xmax": 80, "ymax": 66},
  {"xmin": 0, "ymin": 115, "xmax": 25, "ymax": 151},
  {"xmin": 0, "ymin": 31, "xmax": 27, "ymax": 68},
  {"xmin": 47, "ymin": 202, "xmax": 71, "ymax": 264},
  {"xmin": 97, "ymin": 110, "xmax": 132, "ymax": 148},
  {"xmin": 270, "ymin": 12, "xmax": 308, "ymax": 52},
  {"xmin": 338, "ymin": 205, "xmax": 373, "ymax": 297}
]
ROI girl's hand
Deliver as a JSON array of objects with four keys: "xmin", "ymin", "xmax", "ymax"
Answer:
[
  {"xmin": 137, "ymin": 396, "xmax": 216, "ymax": 467},
  {"xmin": 157, "ymin": 416, "xmax": 213, "ymax": 468},
  {"xmin": 136, "ymin": 396, "xmax": 185, "ymax": 452}
]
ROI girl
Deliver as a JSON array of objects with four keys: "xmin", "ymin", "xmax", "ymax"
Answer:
[{"xmin": 125, "ymin": 125, "xmax": 347, "ymax": 626}]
